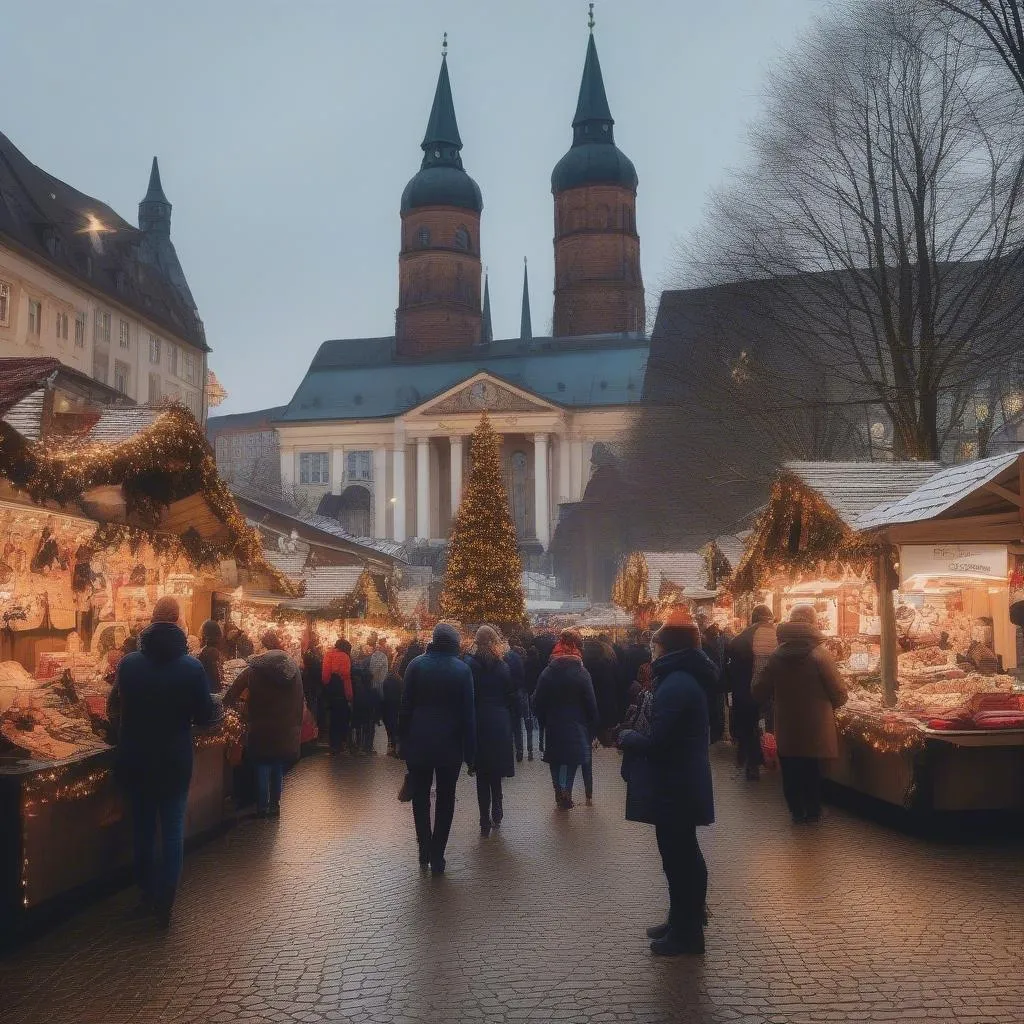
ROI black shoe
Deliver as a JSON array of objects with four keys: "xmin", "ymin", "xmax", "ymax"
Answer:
[
  {"xmin": 527, "ymin": 751, "xmax": 534, "ymax": 761},
  {"xmin": 430, "ymin": 858, "xmax": 446, "ymax": 876},
  {"xmin": 745, "ymin": 766, "xmax": 761, "ymax": 781},
  {"xmin": 516, "ymin": 753, "xmax": 523, "ymax": 763},
  {"xmin": 129, "ymin": 899, "xmax": 155, "ymax": 920},
  {"xmin": 418, "ymin": 845, "xmax": 430, "ymax": 867},
  {"xmin": 646, "ymin": 920, "xmax": 671, "ymax": 940},
  {"xmin": 650, "ymin": 929, "xmax": 704, "ymax": 956},
  {"xmin": 492, "ymin": 809, "xmax": 503, "ymax": 828},
  {"xmin": 804, "ymin": 812, "xmax": 821, "ymax": 824},
  {"xmin": 480, "ymin": 822, "xmax": 491, "ymax": 837},
  {"xmin": 268, "ymin": 804, "xmax": 281, "ymax": 818},
  {"xmin": 791, "ymin": 811, "xmax": 807, "ymax": 824},
  {"xmin": 255, "ymin": 808, "xmax": 269, "ymax": 819}
]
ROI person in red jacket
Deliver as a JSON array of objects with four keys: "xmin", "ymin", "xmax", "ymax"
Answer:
[{"xmin": 321, "ymin": 638, "xmax": 353, "ymax": 754}]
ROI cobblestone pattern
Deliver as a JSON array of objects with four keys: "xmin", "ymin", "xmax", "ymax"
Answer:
[{"xmin": 3, "ymin": 743, "xmax": 1023, "ymax": 1024}]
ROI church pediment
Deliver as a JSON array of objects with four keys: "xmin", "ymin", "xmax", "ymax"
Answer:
[{"xmin": 410, "ymin": 374, "xmax": 556, "ymax": 417}]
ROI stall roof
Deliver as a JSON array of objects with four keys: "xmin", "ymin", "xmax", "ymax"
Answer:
[
  {"xmin": 786, "ymin": 461, "xmax": 944, "ymax": 527},
  {"xmin": 282, "ymin": 567, "xmax": 365, "ymax": 610},
  {"xmin": 642, "ymin": 551, "xmax": 710, "ymax": 598},
  {"xmin": 856, "ymin": 450, "xmax": 1024, "ymax": 530}
]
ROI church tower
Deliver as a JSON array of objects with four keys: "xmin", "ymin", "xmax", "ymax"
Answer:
[
  {"xmin": 551, "ymin": 13, "xmax": 644, "ymax": 337},
  {"xmin": 396, "ymin": 38, "xmax": 483, "ymax": 357}
]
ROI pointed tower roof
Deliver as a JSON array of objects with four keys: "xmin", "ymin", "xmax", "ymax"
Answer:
[
  {"xmin": 480, "ymin": 272, "xmax": 493, "ymax": 345},
  {"xmin": 142, "ymin": 156, "xmax": 170, "ymax": 204},
  {"xmin": 572, "ymin": 33, "xmax": 614, "ymax": 133},
  {"xmin": 520, "ymin": 259, "xmax": 533, "ymax": 342},
  {"xmin": 422, "ymin": 49, "xmax": 463, "ymax": 153}
]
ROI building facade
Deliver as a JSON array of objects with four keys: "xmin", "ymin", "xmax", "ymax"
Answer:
[
  {"xmin": 0, "ymin": 136, "xmax": 209, "ymax": 420},
  {"xmin": 211, "ymin": 24, "xmax": 648, "ymax": 555}
]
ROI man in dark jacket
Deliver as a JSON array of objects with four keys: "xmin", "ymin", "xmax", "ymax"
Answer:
[
  {"xmin": 619, "ymin": 618, "xmax": 715, "ymax": 957},
  {"xmin": 504, "ymin": 638, "xmax": 529, "ymax": 762},
  {"xmin": 399, "ymin": 623, "xmax": 476, "ymax": 874},
  {"xmin": 108, "ymin": 596, "xmax": 218, "ymax": 927},
  {"xmin": 225, "ymin": 630, "xmax": 305, "ymax": 818},
  {"xmin": 724, "ymin": 605, "xmax": 777, "ymax": 780}
]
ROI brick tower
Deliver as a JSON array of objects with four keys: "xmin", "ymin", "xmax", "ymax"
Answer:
[
  {"xmin": 551, "ymin": 19, "xmax": 644, "ymax": 337},
  {"xmin": 396, "ymin": 40, "xmax": 483, "ymax": 357}
]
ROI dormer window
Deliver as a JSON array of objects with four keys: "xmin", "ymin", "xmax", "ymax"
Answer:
[{"xmin": 454, "ymin": 226, "xmax": 470, "ymax": 251}]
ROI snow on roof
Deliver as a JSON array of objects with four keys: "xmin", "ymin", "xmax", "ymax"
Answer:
[
  {"xmin": 784, "ymin": 461, "xmax": 943, "ymax": 527},
  {"xmin": 856, "ymin": 450, "xmax": 1024, "ymax": 530},
  {"xmin": 642, "ymin": 551, "xmax": 710, "ymax": 598}
]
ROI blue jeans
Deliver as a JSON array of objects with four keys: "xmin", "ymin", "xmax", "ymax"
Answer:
[
  {"xmin": 255, "ymin": 761, "xmax": 284, "ymax": 811},
  {"xmin": 131, "ymin": 788, "xmax": 189, "ymax": 905},
  {"xmin": 549, "ymin": 762, "xmax": 578, "ymax": 792}
]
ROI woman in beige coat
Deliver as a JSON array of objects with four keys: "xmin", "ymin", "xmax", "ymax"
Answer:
[{"xmin": 752, "ymin": 605, "xmax": 848, "ymax": 823}]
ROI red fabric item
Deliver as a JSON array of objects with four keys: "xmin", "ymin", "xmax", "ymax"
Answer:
[
  {"xmin": 551, "ymin": 641, "xmax": 583, "ymax": 661},
  {"xmin": 321, "ymin": 647, "xmax": 352, "ymax": 700},
  {"xmin": 971, "ymin": 711, "xmax": 1024, "ymax": 730},
  {"xmin": 300, "ymin": 705, "xmax": 318, "ymax": 743},
  {"xmin": 926, "ymin": 717, "xmax": 973, "ymax": 730},
  {"xmin": 760, "ymin": 731, "xmax": 779, "ymax": 769}
]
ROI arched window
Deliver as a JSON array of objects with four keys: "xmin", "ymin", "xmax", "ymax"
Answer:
[
  {"xmin": 338, "ymin": 485, "xmax": 372, "ymax": 537},
  {"xmin": 418, "ymin": 227, "xmax": 431, "ymax": 248},
  {"xmin": 454, "ymin": 225, "xmax": 470, "ymax": 251}
]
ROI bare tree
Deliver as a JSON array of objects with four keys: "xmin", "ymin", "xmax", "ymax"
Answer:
[{"xmin": 934, "ymin": 0, "xmax": 1024, "ymax": 93}]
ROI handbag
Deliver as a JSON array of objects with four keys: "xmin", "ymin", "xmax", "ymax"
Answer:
[{"xmin": 623, "ymin": 749, "xmax": 659, "ymax": 825}]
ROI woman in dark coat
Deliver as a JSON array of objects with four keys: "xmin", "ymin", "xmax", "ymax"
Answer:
[
  {"xmin": 618, "ymin": 618, "xmax": 715, "ymax": 957},
  {"xmin": 467, "ymin": 625, "xmax": 517, "ymax": 836},
  {"xmin": 197, "ymin": 620, "xmax": 225, "ymax": 694},
  {"xmin": 533, "ymin": 629, "xmax": 598, "ymax": 810}
]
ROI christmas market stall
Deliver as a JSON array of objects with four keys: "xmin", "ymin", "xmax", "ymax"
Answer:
[
  {"xmin": 0, "ymin": 388, "xmax": 295, "ymax": 937},
  {"xmin": 844, "ymin": 451, "xmax": 1024, "ymax": 812}
]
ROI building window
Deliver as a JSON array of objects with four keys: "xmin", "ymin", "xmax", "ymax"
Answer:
[
  {"xmin": 169, "ymin": 344, "xmax": 179, "ymax": 378},
  {"xmin": 215, "ymin": 436, "xmax": 228, "ymax": 462},
  {"xmin": 454, "ymin": 225, "xmax": 470, "ymax": 250},
  {"xmin": 338, "ymin": 485, "xmax": 372, "ymax": 536},
  {"xmin": 28, "ymin": 300, "xmax": 42, "ymax": 337},
  {"xmin": 93, "ymin": 349, "xmax": 109, "ymax": 384},
  {"xmin": 55, "ymin": 311, "xmax": 69, "ymax": 341},
  {"xmin": 95, "ymin": 309, "xmax": 111, "ymax": 345},
  {"xmin": 119, "ymin": 319, "xmax": 131, "ymax": 349},
  {"xmin": 184, "ymin": 390, "xmax": 200, "ymax": 417},
  {"xmin": 418, "ymin": 227, "xmax": 430, "ymax": 248},
  {"xmin": 299, "ymin": 452, "xmax": 330, "ymax": 485},
  {"xmin": 148, "ymin": 372, "xmax": 161, "ymax": 405},
  {"xmin": 74, "ymin": 312, "xmax": 86, "ymax": 347},
  {"xmin": 149, "ymin": 334, "xmax": 161, "ymax": 364},
  {"xmin": 346, "ymin": 450, "xmax": 372, "ymax": 481},
  {"xmin": 165, "ymin": 382, "xmax": 181, "ymax": 404},
  {"xmin": 184, "ymin": 351, "xmax": 197, "ymax": 385},
  {"xmin": 0, "ymin": 281, "xmax": 11, "ymax": 327},
  {"xmin": 113, "ymin": 360, "xmax": 130, "ymax": 395}
]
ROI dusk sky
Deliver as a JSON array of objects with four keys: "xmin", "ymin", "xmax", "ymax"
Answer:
[{"xmin": 2, "ymin": 0, "xmax": 819, "ymax": 414}]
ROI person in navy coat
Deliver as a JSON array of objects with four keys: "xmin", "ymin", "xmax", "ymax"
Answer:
[{"xmin": 618, "ymin": 616, "xmax": 715, "ymax": 957}]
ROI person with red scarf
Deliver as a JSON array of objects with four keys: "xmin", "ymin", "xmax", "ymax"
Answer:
[{"xmin": 532, "ymin": 629, "xmax": 598, "ymax": 810}]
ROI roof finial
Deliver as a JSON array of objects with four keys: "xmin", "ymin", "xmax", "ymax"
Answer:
[
  {"xmin": 442, "ymin": 31, "xmax": 448, "ymax": 58},
  {"xmin": 588, "ymin": 2, "xmax": 595, "ymax": 32}
]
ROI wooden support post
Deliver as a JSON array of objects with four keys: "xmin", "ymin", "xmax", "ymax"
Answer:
[{"xmin": 878, "ymin": 546, "xmax": 898, "ymax": 709}]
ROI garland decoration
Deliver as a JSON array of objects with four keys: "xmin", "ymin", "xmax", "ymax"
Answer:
[{"xmin": 835, "ymin": 708, "xmax": 925, "ymax": 755}]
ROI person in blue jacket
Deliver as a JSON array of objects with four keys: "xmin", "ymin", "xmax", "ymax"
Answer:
[
  {"xmin": 107, "ymin": 596, "xmax": 218, "ymax": 927},
  {"xmin": 398, "ymin": 622, "xmax": 476, "ymax": 875},
  {"xmin": 618, "ymin": 617, "xmax": 715, "ymax": 957}
]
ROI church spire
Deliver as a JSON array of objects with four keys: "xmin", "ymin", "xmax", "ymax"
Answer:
[
  {"xmin": 481, "ymin": 271, "xmax": 493, "ymax": 344},
  {"xmin": 138, "ymin": 156, "xmax": 171, "ymax": 237},
  {"xmin": 520, "ymin": 258, "xmax": 533, "ymax": 342},
  {"xmin": 420, "ymin": 36, "xmax": 464, "ymax": 169},
  {"xmin": 572, "ymin": 25, "xmax": 614, "ymax": 143}
]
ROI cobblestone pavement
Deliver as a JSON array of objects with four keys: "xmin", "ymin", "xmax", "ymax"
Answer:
[{"xmin": 3, "ymin": 742, "xmax": 1024, "ymax": 1024}]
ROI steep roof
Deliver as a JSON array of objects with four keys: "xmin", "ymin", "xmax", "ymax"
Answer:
[
  {"xmin": 277, "ymin": 333, "xmax": 649, "ymax": 422},
  {"xmin": 856, "ymin": 450, "xmax": 1024, "ymax": 530},
  {"xmin": 641, "ymin": 551, "xmax": 714, "ymax": 599},
  {"xmin": 207, "ymin": 405, "xmax": 287, "ymax": 435},
  {"xmin": 0, "ymin": 132, "xmax": 207, "ymax": 351},
  {"xmin": 785, "ymin": 461, "xmax": 944, "ymax": 527},
  {"xmin": 422, "ymin": 54, "xmax": 462, "ymax": 151},
  {"xmin": 573, "ymin": 33, "xmax": 614, "ymax": 129}
]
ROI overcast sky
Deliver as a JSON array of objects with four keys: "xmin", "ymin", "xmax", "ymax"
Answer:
[{"xmin": 2, "ymin": 0, "xmax": 819, "ymax": 415}]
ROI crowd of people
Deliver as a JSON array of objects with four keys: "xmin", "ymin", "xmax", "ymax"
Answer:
[{"xmin": 104, "ymin": 597, "xmax": 850, "ymax": 957}]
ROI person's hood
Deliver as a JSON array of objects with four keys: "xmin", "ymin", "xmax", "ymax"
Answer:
[
  {"xmin": 139, "ymin": 621, "xmax": 188, "ymax": 663},
  {"xmin": 774, "ymin": 621, "xmax": 824, "ymax": 658},
  {"xmin": 427, "ymin": 636, "xmax": 462, "ymax": 657},
  {"xmin": 249, "ymin": 649, "xmax": 298, "ymax": 683},
  {"xmin": 652, "ymin": 647, "xmax": 718, "ymax": 689}
]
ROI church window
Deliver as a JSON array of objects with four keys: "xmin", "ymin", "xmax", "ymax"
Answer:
[
  {"xmin": 454, "ymin": 225, "xmax": 470, "ymax": 251},
  {"xmin": 0, "ymin": 281, "xmax": 13, "ymax": 328},
  {"xmin": 114, "ymin": 360, "xmax": 130, "ymax": 395},
  {"xmin": 347, "ymin": 450, "xmax": 372, "ymax": 481},
  {"xmin": 299, "ymin": 452, "xmax": 330, "ymax": 485},
  {"xmin": 418, "ymin": 227, "xmax": 431, "ymax": 248},
  {"xmin": 28, "ymin": 300, "xmax": 42, "ymax": 337},
  {"xmin": 74, "ymin": 313, "xmax": 86, "ymax": 347}
]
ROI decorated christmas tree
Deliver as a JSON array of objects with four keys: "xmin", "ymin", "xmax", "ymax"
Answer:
[{"xmin": 439, "ymin": 413, "xmax": 526, "ymax": 625}]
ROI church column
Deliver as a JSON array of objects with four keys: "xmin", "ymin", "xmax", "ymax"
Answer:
[
  {"xmin": 450, "ymin": 436, "xmax": 464, "ymax": 517},
  {"xmin": 534, "ymin": 433, "xmax": 550, "ymax": 551},
  {"xmin": 570, "ymin": 439, "xmax": 584, "ymax": 500},
  {"xmin": 373, "ymin": 448, "xmax": 388, "ymax": 539},
  {"xmin": 417, "ymin": 437, "xmax": 431, "ymax": 540},
  {"xmin": 558, "ymin": 435, "xmax": 571, "ymax": 504},
  {"xmin": 392, "ymin": 444, "xmax": 407, "ymax": 544},
  {"xmin": 331, "ymin": 447, "xmax": 345, "ymax": 496}
]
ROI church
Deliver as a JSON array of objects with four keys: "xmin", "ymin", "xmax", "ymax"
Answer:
[{"xmin": 213, "ymin": 23, "xmax": 649, "ymax": 558}]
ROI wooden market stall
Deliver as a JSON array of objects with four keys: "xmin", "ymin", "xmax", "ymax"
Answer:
[{"xmin": 0, "ymin": 374, "xmax": 296, "ymax": 940}]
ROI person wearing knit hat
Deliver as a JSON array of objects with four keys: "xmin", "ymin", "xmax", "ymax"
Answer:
[
  {"xmin": 752, "ymin": 605, "xmax": 848, "ymax": 825},
  {"xmin": 617, "ymin": 607, "xmax": 716, "ymax": 957},
  {"xmin": 723, "ymin": 605, "xmax": 778, "ymax": 781},
  {"xmin": 398, "ymin": 622, "xmax": 476, "ymax": 875},
  {"xmin": 532, "ymin": 629, "xmax": 599, "ymax": 810}
]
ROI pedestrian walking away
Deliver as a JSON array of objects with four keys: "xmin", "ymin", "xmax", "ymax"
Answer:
[
  {"xmin": 752, "ymin": 605, "xmax": 848, "ymax": 824},
  {"xmin": 504, "ymin": 635, "xmax": 529, "ymax": 763},
  {"xmin": 617, "ymin": 614, "xmax": 715, "ymax": 957},
  {"xmin": 321, "ymin": 638, "xmax": 353, "ymax": 754},
  {"xmin": 723, "ymin": 606, "xmax": 777, "ymax": 780},
  {"xmin": 468, "ymin": 625, "xmax": 517, "ymax": 836},
  {"xmin": 532, "ymin": 629, "xmax": 598, "ymax": 810},
  {"xmin": 399, "ymin": 622, "xmax": 476, "ymax": 874},
  {"xmin": 224, "ymin": 630, "xmax": 305, "ymax": 819},
  {"xmin": 106, "ymin": 596, "xmax": 219, "ymax": 928},
  {"xmin": 381, "ymin": 668, "xmax": 403, "ymax": 756}
]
